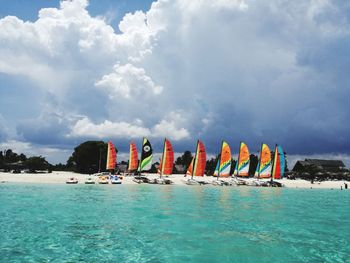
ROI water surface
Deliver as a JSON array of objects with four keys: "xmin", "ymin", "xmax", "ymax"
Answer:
[{"xmin": 1, "ymin": 184, "xmax": 349, "ymax": 262}]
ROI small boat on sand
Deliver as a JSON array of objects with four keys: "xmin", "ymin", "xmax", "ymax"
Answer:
[
  {"xmin": 84, "ymin": 176, "xmax": 95, "ymax": 184},
  {"xmin": 110, "ymin": 175, "xmax": 122, "ymax": 184},
  {"xmin": 98, "ymin": 176, "xmax": 109, "ymax": 184},
  {"xmin": 66, "ymin": 177, "xmax": 78, "ymax": 184}
]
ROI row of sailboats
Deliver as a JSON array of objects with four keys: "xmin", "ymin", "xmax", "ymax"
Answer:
[
  {"xmin": 185, "ymin": 140, "xmax": 285, "ymax": 185},
  {"xmin": 96, "ymin": 137, "xmax": 285, "ymax": 186}
]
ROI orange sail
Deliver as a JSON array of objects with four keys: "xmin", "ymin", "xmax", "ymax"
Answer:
[
  {"xmin": 192, "ymin": 140, "xmax": 206, "ymax": 177},
  {"xmin": 160, "ymin": 139, "xmax": 175, "ymax": 175},
  {"xmin": 106, "ymin": 141, "xmax": 117, "ymax": 170},
  {"xmin": 128, "ymin": 142, "xmax": 138, "ymax": 171},
  {"xmin": 217, "ymin": 141, "xmax": 232, "ymax": 177},
  {"xmin": 186, "ymin": 157, "xmax": 194, "ymax": 176},
  {"xmin": 236, "ymin": 142, "xmax": 250, "ymax": 177},
  {"xmin": 255, "ymin": 143, "xmax": 272, "ymax": 178}
]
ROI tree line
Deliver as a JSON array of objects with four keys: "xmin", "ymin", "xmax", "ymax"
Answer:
[
  {"xmin": 1, "ymin": 141, "xmax": 288, "ymax": 175},
  {"xmin": 0, "ymin": 149, "xmax": 51, "ymax": 173}
]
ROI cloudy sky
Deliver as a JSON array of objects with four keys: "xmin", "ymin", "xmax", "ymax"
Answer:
[{"xmin": 0, "ymin": 0, "xmax": 349, "ymax": 166}]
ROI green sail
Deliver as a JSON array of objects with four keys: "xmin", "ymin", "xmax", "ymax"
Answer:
[{"xmin": 138, "ymin": 138, "xmax": 153, "ymax": 171}]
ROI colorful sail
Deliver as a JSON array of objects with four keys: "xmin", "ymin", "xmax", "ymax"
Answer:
[
  {"xmin": 186, "ymin": 157, "xmax": 194, "ymax": 176},
  {"xmin": 235, "ymin": 142, "xmax": 250, "ymax": 177},
  {"xmin": 192, "ymin": 140, "xmax": 206, "ymax": 177},
  {"xmin": 106, "ymin": 141, "xmax": 117, "ymax": 170},
  {"xmin": 128, "ymin": 142, "xmax": 138, "ymax": 171},
  {"xmin": 255, "ymin": 143, "xmax": 272, "ymax": 178},
  {"xmin": 272, "ymin": 145, "xmax": 285, "ymax": 179},
  {"xmin": 217, "ymin": 141, "xmax": 231, "ymax": 177},
  {"xmin": 160, "ymin": 139, "xmax": 175, "ymax": 175},
  {"xmin": 138, "ymin": 138, "xmax": 153, "ymax": 172}
]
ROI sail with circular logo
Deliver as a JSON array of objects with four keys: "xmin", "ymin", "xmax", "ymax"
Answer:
[{"xmin": 138, "ymin": 137, "xmax": 153, "ymax": 172}]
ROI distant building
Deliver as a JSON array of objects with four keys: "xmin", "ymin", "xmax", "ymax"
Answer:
[
  {"xmin": 291, "ymin": 159, "xmax": 350, "ymax": 181},
  {"xmin": 292, "ymin": 159, "xmax": 346, "ymax": 173}
]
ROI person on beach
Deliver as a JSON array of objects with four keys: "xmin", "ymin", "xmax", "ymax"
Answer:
[{"xmin": 345, "ymin": 183, "xmax": 348, "ymax": 189}]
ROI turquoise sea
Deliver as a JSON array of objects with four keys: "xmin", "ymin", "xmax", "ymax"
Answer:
[{"xmin": 1, "ymin": 184, "xmax": 349, "ymax": 263}]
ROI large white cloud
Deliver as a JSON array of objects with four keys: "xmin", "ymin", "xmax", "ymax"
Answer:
[
  {"xmin": 95, "ymin": 63, "xmax": 163, "ymax": 99},
  {"xmin": 68, "ymin": 111, "xmax": 189, "ymax": 141},
  {"xmin": 0, "ymin": 0, "xmax": 350, "ymax": 164}
]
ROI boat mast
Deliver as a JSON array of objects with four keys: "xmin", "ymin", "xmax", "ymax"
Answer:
[
  {"xmin": 271, "ymin": 144, "xmax": 278, "ymax": 182},
  {"xmin": 160, "ymin": 138, "xmax": 166, "ymax": 178},
  {"xmin": 128, "ymin": 142, "xmax": 132, "ymax": 171},
  {"xmin": 236, "ymin": 141, "xmax": 242, "ymax": 179},
  {"xmin": 217, "ymin": 141, "xmax": 224, "ymax": 180},
  {"xmin": 191, "ymin": 140, "xmax": 199, "ymax": 180},
  {"xmin": 137, "ymin": 137, "xmax": 145, "ymax": 174},
  {"xmin": 257, "ymin": 143, "xmax": 263, "ymax": 179}
]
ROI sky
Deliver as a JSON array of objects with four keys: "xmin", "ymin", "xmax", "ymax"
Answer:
[{"xmin": 0, "ymin": 0, "xmax": 350, "ymax": 167}]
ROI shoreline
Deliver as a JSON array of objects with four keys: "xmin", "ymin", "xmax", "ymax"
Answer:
[{"xmin": 1, "ymin": 171, "xmax": 349, "ymax": 189}]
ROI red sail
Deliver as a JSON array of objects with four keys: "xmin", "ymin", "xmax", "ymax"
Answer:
[
  {"xmin": 128, "ymin": 142, "xmax": 138, "ymax": 171},
  {"xmin": 193, "ymin": 140, "xmax": 206, "ymax": 176},
  {"xmin": 272, "ymin": 145, "xmax": 281, "ymax": 179},
  {"xmin": 106, "ymin": 141, "xmax": 117, "ymax": 170},
  {"xmin": 160, "ymin": 139, "xmax": 174, "ymax": 175}
]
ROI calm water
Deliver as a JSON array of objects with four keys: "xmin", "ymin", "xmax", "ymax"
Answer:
[{"xmin": 0, "ymin": 184, "xmax": 349, "ymax": 263}]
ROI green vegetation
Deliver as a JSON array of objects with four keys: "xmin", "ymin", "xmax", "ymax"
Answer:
[
  {"xmin": 0, "ymin": 149, "xmax": 50, "ymax": 173},
  {"xmin": 67, "ymin": 141, "xmax": 108, "ymax": 174}
]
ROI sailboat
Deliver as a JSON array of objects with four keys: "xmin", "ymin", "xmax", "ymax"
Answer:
[
  {"xmin": 234, "ymin": 142, "xmax": 250, "ymax": 177},
  {"xmin": 212, "ymin": 141, "xmax": 231, "ymax": 186},
  {"xmin": 185, "ymin": 140, "xmax": 207, "ymax": 185},
  {"xmin": 252, "ymin": 143, "xmax": 272, "ymax": 186},
  {"xmin": 127, "ymin": 142, "xmax": 139, "ymax": 175},
  {"xmin": 97, "ymin": 141, "xmax": 120, "ymax": 184},
  {"xmin": 133, "ymin": 137, "xmax": 153, "ymax": 183},
  {"xmin": 269, "ymin": 144, "xmax": 285, "ymax": 187},
  {"xmin": 156, "ymin": 138, "xmax": 175, "ymax": 184}
]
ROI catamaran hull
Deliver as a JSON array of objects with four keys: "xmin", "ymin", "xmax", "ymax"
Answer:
[
  {"xmin": 155, "ymin": 178, "xmax": 173, "ymax": 184},
  {"xmin": 66, "ymin": 181, "xmax": 78, "ymax": 184}
]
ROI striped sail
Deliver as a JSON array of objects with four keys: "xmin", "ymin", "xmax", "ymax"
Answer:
[
  {"xmin": 255, "ymin": 143, "xmax": 272, "ymax": 178},
  {"xmin": 128, "ymin": 142, "xmax": 138, "ymax": 171},
  {"xmin": 192, "ymin": 140, "xmax": 206, "ymax": 177},
  {"xmin": 106, "ymin": 141, "xmax": 117, "ymax": 170},
  {"xmin": 235, "ymin": 142, "xmax": 250, "ymax": 177},
  {"xmin": 272, "ymin": 145, "xmax": 285, "ymax": 179},
  {"xmin": 159, "ymin": 139, "xmax": 174, "ymax": 175},
  {"xmin": 138, "ymin": 138, "xmax": 153, "ymax": 172},
  {"xmin": 217, "ymin": 141, "xmax": 231, "ymax": 177},
  {"xmin": 186, "ymin": 157, "xmax": 194, "ymax": 176}
]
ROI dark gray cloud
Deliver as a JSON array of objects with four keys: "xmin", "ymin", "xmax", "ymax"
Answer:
[{"xmin": 0, "ymin": 0, "xmax": 349, "ymax": 163}]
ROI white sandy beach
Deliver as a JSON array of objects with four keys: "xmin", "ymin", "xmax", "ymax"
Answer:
[{"xmin": 0, "ymin": 171, "xmax": 349, "ymax": 189}]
